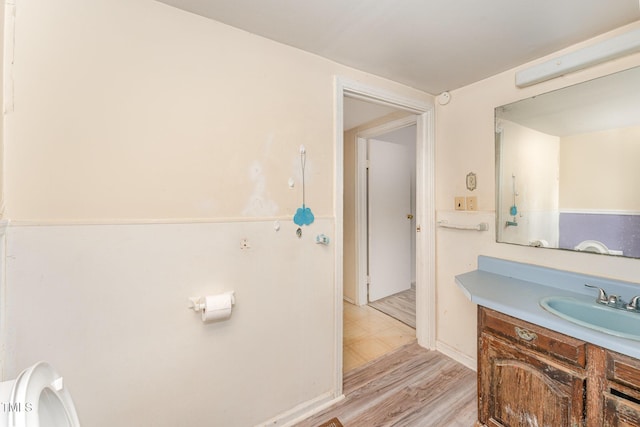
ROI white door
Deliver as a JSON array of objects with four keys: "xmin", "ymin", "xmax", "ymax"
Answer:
[{"xmin": 368, "ymin": 138, "xmax": 412, "ymax": 302}]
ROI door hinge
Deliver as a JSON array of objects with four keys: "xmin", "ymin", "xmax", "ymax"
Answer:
[{"xmin": 366, "ymin": 276, "xmax": 371, "ymax": 302}]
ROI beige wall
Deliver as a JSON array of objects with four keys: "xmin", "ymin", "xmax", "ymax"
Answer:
[
  {"xmin": 10, "ymin": 0, "xmax": 326, "ymax": 220},
  {"xmin": 560, "ymin": 125, "xmax": 640, "ymax": 211},
  {"xmin": 4, "ymin": 0, "xmax": 428, "ymax": 223},
  {"xmin": 0, "ymin": 3, "xmax": 4, "ymax": 217},
  {"xmin": 1, "ymin": 1, "xmax": 431, "ymax": 426},
  {"xmin": 435, "ymin": 21, "xmax": 640, "ymax": 360},
  {"xmin": 498, "ymin": 120, "xmax": 560, "ymax": 246}
]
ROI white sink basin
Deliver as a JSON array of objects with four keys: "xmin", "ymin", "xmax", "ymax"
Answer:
[{"xmin": 540, "ymin": 296, "xmax": 640, "ymax": 341}]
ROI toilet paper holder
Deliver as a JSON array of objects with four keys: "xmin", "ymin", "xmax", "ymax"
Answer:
[
  {"xmin": 188, "ymin": 297, "xmax": 205, "ymax": 312},
  {"xmin": 188, "ymin": 291, "xmax": 236, "ymax": 312}
]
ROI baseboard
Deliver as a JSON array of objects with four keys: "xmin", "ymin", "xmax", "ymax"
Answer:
[
  {"xmin": 436, "ymin": 340, "xmax": 477, "ymax": 372},
  {"xmin": 257, "ymin": 391, "xmax": 344, "ymax": 426},
  {"xmin": 342, "ymin": 296, "xmax": 355, "ymax": 305}
]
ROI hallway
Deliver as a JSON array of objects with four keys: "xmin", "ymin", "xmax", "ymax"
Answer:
[
  {"xmin": 368, "ymin": 286, "xmax": 416, "ymax": 328},
  {"xmin": 343, "ymin": 301, "xmax": 415, "ymax": 373}
]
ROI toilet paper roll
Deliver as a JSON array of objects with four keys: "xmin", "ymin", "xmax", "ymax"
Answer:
[{"xmin": 201, "ymin": 293, "xmax": 234, "ymax": 322}]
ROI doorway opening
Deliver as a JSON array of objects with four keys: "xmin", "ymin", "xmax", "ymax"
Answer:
[
  {"xmin": 365, "ymin": 124, "xmax": 417, "ymax": 329},
  {"xmin": 334, "ymin": 77, "xmax": 435, "ymax": 397},
  {"xmin": 344, "ymin": 117, "xmax": 418, "ymax": 373}
]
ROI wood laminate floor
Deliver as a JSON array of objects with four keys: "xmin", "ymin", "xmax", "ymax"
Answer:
[
  {"xmin": 368, "ymin": 287, "xmax": 416, "ymax": 328},
  {"xmin": 295, "ymin": 341, "xmax": 478, "ymax": 427}
]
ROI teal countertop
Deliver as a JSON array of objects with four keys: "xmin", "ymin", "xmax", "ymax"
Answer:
[{"xmin": 456, "ymin": 256, "xmax": 640, "ymax": 359}]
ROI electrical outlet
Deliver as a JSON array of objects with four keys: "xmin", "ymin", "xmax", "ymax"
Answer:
[
  {"xmin": 454, "ymin": 197, "xmax": 465, "ymax": 210},
  {"xmin": 466, "ymin": 196, "xmax": 477, "ymax": 211}
]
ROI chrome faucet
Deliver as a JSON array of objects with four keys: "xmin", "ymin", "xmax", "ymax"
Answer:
[
  {"xmin": 627, "ymin": 296, "xmax": 640, "ymax": 311},
  {"xmin": 584, "ymin": 284, "xmax": 608, "ymax": 304},
  {"xmin": 584, "ymin": 284, "xmax": 640, "ymax": 312}
]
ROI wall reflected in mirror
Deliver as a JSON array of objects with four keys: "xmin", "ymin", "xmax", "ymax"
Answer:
[{"xmin": 496, "ymin": 66, "xmax": 640, "ymax": 258}]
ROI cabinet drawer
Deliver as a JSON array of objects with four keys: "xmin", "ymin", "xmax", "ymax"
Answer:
[
  {"xmin": 607, "ymin": 350, "xmax": 640, "ymax": 393},
  {"xmin": 479, "ymin": 307, "xmax": 587, "ymax": 368},
  {"xmin": 604, "ymin": 392, "xmax": 640, "ymax": 426}
]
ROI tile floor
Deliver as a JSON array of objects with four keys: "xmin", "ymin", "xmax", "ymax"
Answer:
[{"xmin": 343, "ymin": 301, "xmax": 416, "ymax": 372}]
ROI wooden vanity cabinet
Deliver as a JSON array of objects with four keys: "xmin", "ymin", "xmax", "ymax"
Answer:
[
  {"xmin": 478, "ymin": 307, "xmax": 588, "ymax": 427},
  {"xmin": 478, "ymin": 307, "xmax": 640, "ymax": 427}
]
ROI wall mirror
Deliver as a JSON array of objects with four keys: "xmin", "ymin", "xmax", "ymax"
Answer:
[{"xmin": 495, "ymin": 65, "xmax": 640, "ymax": 258}]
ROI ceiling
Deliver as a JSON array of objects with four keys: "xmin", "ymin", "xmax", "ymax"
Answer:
[
  {"xmin": 342, "ymin": 97, "xmax": 399, "ymax": 130},
  {"xmin": 155, "ymin": 0, "xmax": 640, "ymax": 95}
]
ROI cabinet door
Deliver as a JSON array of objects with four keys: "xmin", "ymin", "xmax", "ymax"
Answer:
[{"xmin": 480, "ymin": 333, "xmax": 586, "ymax": 427}]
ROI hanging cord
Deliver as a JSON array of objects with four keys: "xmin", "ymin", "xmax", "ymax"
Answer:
[
  {"xmin": 506, "ymin": 174, "xmax": 518, "ymax": 226},
  {"xmin": 301, "ymin": 149, "xmax": 306, "ymax": 207},
  {"xmin": 510, "ymin": 174, "xmax": 518, "ymax": 216},
  {"xmin": 293, "ymin": 145, "xmax": 314, "ymax": 228}
]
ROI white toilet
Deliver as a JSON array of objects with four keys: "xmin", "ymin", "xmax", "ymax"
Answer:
[
  {"xmin": 0, "ymin": 362, "xmax": 80, "ymax": 427},
  {"xmin": 574, "ymin": 239, "xmax": 623, "ymax": 256}
]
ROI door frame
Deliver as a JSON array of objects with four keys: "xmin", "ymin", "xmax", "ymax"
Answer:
[
  {"xmin": 356, "ymin": 115, "xmax": 417, "ymax": 305},
  {"xmin": 333, "ymin": 76, "xmax": 436, "ymax": 397}
]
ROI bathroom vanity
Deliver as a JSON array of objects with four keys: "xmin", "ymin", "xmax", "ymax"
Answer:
[
  {"xmin": 457, "ymin": 256, "xmax": 640, "ymax": 427},
  {"xmin": 478, "ymin": 307, "xmax": 640, "ymax": 426}
]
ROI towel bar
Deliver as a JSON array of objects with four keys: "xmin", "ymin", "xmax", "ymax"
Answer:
[{"xmin": 437, "ymin": 220, "xmax": 489, "ymax": 231}]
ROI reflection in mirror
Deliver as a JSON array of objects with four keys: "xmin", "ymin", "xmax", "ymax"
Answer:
[{"xmin": 496, "ymin": 66, "xmax": 640, "ymax": 258}]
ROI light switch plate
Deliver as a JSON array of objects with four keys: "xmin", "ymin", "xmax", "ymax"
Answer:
[
  {"xmin": 455, "ymin": 197, "xmax": 465, "ymax": 210},
  {"xmin": 466, "ymin": 196, "xmax": 477, "ymax": 211}
]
